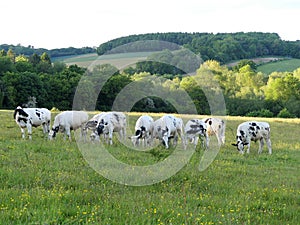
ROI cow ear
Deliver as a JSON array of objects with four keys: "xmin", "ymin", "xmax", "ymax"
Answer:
[{"xmin": 231, "ymin": 143, "xmax": 238, "ymax": 147}]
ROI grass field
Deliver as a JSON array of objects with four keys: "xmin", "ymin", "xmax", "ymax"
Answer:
[
  {"xmin": 60, "ymin": 52, "xmax": 156, "ymax": 69},
  {"xmin": 0, "ymin": 110, "xmax": 299, "ymax": 224},
  {"xmin": 257, "ymin": 58, "xmax": 300, "ymax": 74}
]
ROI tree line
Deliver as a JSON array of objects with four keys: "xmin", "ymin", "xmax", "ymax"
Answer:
[
  {"xmin": 0, "ymin": 44, "xmax": 95, "ymax": 59},
  {"xmin": 97, "ymin": 32, "xmax": 300, "ymax": 63},
  {"xmin": 1, "ymin": 48, "xmax": 300, "ymax": 117}
]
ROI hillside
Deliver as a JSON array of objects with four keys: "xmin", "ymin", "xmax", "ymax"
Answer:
[
  {"xmin": 96, "ymin": 32, "xmax": 300, "ymax": 64},
  {"xmin": 0, "ymin": 44, "xmax": 96, "ymax": 59},
  {"xmin": 61, "ymin": 52, "xmax": 153, "ymax": 69}
]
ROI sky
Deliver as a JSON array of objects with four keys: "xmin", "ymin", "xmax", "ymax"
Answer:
[{"xmin": 0, "ymin": 0, "xmax": 299, "ymax": 49}]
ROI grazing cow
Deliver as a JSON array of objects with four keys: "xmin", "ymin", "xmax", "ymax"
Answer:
[
  {"xmin": 13, "ymin": 106, "xmax": 51, "ymax": 139},
  {"xmin": 83, "ymin": 112, "xmax": 107, "ymax": 134},
  {"xmin": 49, "ymin": 111, "xmax": 88, "ymax": 141},
  {"xmin": 153, "ymin": 115, "xmax": 186, "ymax": 149},
  {"xmin": 129, "ymin": 115, "xmax": 154, "ymax": 147},
  {"xmin": 202, "ymin": 117, "xmax": 226, "ymax": 147},
  {"xmin": 93, "ymin": 112, "xmax": 127, "ymax": 145},
  {"xmin": 232, "ymin": 121, "xmax": 272, "ymax": 154},
  {"xmin": 184, "ymin": 119, "xmax": 208, "ymax": 149}
]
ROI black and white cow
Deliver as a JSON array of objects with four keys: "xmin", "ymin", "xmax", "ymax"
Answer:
[
  {"xmin": 153, "ymin": 115, "xmax": 186, "ymax": 149},
  {"xmin": 92, "ymin": 112, "xmax": 127, "ymax": 145},
  {"xmin": 83, "ymin": 112, "xmax": 107, "ymax": 135},
  {"xmin": 184, "ymin": 119, "xmax": 208, "ymax": 149},
  {"xmin": 202, "ymin": 117, "xmax": 226, "ymax": 147},
  {"xmin": 129, "ymin": 115, "xmax": 154, "ymax": 147},
  {"xmin": 49, "ymin": 111, "xmax": 88, "ymax": 141},
  {"xmin": 232, "ymin": 121, "xmax": 272, "ymax": 154},
  {"xmin": 13, "ymin": 106, "xmax": 51, "ymax": 139}
]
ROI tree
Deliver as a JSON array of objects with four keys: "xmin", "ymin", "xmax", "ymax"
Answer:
[
  {"xmin": 29, "ymin": 53, "xmax": 41, "ymax": 66},
  {"xmin": 0, "ymin": 56, "xmax": 15, "ymax": 76},
  {"xmin": 2, "ymin": 71, "xmax": 47, "ymax": 107},
  {"xmin": 40, "ymin": 52, "xmax": 51, "ymax": 64},
  {"xmin": 234, "ymin": 65, "xmax": 264, "ymax": 99},
  {"xmin": 233, "ymin": 59, "xmax": 257, "ymax": 71},
  {"xmin": 265, "ymin": 72, "xmax": 300, "ymax": 102},
  {"xmin": 0, "ymin": 49, "xmax": 7, "ymax": 57},
  {"xmin": 7, "ymin": 49, "xmax": 15, "ymax": 63}
]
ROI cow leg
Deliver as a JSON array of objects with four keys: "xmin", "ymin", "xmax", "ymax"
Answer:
[
  {"xmin": 20, "ymin": 128, "xmax": 25, "ymax": 139},
  {"xmin": 206, "ymin": 136, "xmax": 210, "ymax": 149},
  {"xmin": 193, "ymin": 136, "xmax": 199, "ymax": 149},
  {"xmin": 266, "ymin": 138, "xmax": 272, "ymax": 154},
  {"xmin": 246, "ymin": 143, "xmax": 251, "ymax": 154},
  {"xmin": 27, "ymin": 124, "xmax": 32, "ymax": 140},
  {"xmin": 109, "ymin": 132, "xmax": 113, "ymax": 145},
  {"xmin": 258, "ymin": 138, "xmax": 264, "ymax": 154},
  {"xmin": 81, "ymin": 126, "xmax": 87, "ymax": 142},
  {"xmin": 180, "ymin": 133, "xmax": 186, "ymax": 150},
  {"xmin": 173, "ymin": 134, "xmax": 178, "ymax": 146},
  {"xmin": 216, "ymin": 133, "xmax": 223, "ymax": 146},
  {"xmin": 65, "ymin": 127, "xmax": 71, "ymax": 141},
  {"xmin": 162, "ymin": 136, "xmax": 169, "ymax": 149},
  {"xmin": 108, "ymin": 128, "xmax": 114, "ymax": 145},
  {"xmin": 204, "ymin": 135, "xmax": 209, "ymax": 149}
]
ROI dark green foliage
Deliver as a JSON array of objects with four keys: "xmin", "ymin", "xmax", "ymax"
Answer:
[
  {"xmin": 97, "ymin": 32, "xmax": 300, "ymax": 64},
  {"xmin": 0, "ymin": 47, "xmax": 300, "ymax": 117},
  {"xmin": 0, "ymin": 44, "xmax": 95, "ymax": 59},
  {"xmin": 233, "ymin": 59, "xmax": 257, "ymax": 71},
  {"xmin": 277, "ymin": 108, "xmax": 296, "ymax": 118},
  {"xmin": 246, "ymin": 109, "xmax": 274, "ymax": 117}
]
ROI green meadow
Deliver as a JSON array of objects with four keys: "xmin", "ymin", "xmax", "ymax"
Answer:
[
  {"xmin": 59, "ymin": 52, "xmax": 155, "ymax": 69},
  {"xmin": 0, "ymin": 110, "xmax": 299, "ymax": 224},
  {"xmin": 257, "ymin": 58, "xmax": 300, "ymax": 74}
]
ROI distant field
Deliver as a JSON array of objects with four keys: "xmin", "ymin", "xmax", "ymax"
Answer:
[
  {"xmin": 257, "ymin": 58, "xmax": 300, "ymax": 74},
  {"xmin": 1, "ymin": 110, "xmax": 299, "ymax": 224},
  {"xmin": 58, "ymin": 53, "xmax": 300, "ymax": 74},
  {"xmin": 60, "ymin": 52, "xmax": 156, "ymax": 69}
]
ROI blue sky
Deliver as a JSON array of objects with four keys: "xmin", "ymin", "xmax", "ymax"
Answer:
[{"xmin": 0, "ymin": 0, "xmax": 299, "ymax": 49}]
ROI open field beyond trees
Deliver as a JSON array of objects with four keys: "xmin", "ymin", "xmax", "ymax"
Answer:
[{"xmin": 0, "ymin": 110, "xmax": 299, "ymax": 224}]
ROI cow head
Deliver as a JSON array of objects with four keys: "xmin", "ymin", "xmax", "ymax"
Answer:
[
  {"xmin": 49, "ymin": 126, "xmax": 59, "ymax": 139},
  {"xmin": 129, "ymin": 126, "xmax": 147, "ymax": 146},
  {"xmin": 232, "ymin": 135, "xmax": 248, "ymax": 154},
  {"xmin": 96, "ymin": 119, "xmax": 105, "ymax": 135},
  {"xmin": 161, "ymin": 127, "xmax": 174, "ymax": 148}
]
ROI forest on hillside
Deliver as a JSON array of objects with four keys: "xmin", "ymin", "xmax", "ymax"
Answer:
[
  {"xmin": 0, "ymin": 44, "xmax": 95, "ymax": 58},
  {"xmin": 97, "ymin": 32, "xmax": 300, "ymax": 63},
  {"xmin": 1, "ymin": 47, "xmax": 300, "ymax": 118}
]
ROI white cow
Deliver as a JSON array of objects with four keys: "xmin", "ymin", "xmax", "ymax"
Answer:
[
  {"xmin": 232, "ymin": 121, "xmax": 272, "ymax": 154},
  {"xmin": 49, "ymin": 111, "xmax": 88, "ymax": 141},
  {"xmin": 129, "ymin": 115, "xmax": 154, "ymax": 147},
  {"xmin": 13, "ymin": 106, "xmax": 51, "ymax": 139},
  {"xmin": 153, "ymin": 115, "xmax": 186, "ymax": 149},
  {"xmin": 202, "ymin": 117, "xmax": 226, "ymax": 147},
  {"xmin": 184, "ymin": 119, "xmax": 208, "ymax": 149},
  {"xmin": 92, "ymin": 111, "xmax": 127, "ymax": 145}
]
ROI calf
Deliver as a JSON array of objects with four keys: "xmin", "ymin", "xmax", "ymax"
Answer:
[
  {"xmin": 232, "ymin": 121, "xmax": 272, "ymax": 154},
  {"xmin": 49, "ymin": 111, "xmax": 88, "ymax": 141},
  {"xmin": 93, "ymin": 112, "xmax": 127, "ymax": 145},
  {"xmin": 184, "ymin": 119, "xmax": 208, "ymax": 149},
  {"xmin": 129, "ymin": 115, "xmax": 154, "ymax": 147},
  {"xmin": 202, "ymin": 117, "xmax": 226, "ymax": 147},
  {"xmin": 153, "ymin": 115, "xmax": 185, "ymax": 149},
  {"xmin": 13, "ymin": 106, "xmax": 51, "ymax": 139}
]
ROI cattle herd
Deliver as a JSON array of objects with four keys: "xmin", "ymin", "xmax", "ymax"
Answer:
[{"xmin": 13, "ymin": 106, "xmax": 272, "ymax": 154}]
